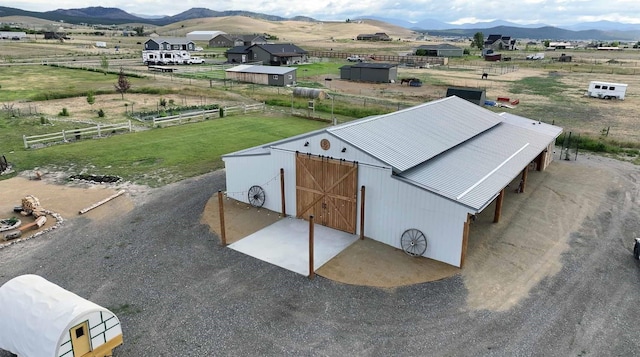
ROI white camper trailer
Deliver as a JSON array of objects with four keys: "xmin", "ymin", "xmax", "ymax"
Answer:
[
  {"xmin": 142, "ymin": 50, "xmax": 193, "ymax": 65},
  {"xmin": 0, "ymin": 274, "xmax": 123, "ymax": 357},
  {"xmin": 586, "ymin": 81, "xmax": 627, "ymax": 100}
]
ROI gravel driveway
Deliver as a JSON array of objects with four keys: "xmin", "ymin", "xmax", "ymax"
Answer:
[{"xmin": 1, "ymin": 156, "xmax": 640, "ymax": 356}]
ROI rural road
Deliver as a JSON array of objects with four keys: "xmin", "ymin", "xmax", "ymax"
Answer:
[{"xmin": 1, "ymin": 157, "xmax": 639, "ymax": 356}]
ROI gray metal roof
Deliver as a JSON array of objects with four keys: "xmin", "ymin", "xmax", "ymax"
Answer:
[
  {"xmin": 498, "ymin": 113, "xmax": 563, "ymax": 138},
  {"xmin": 399, "ymin": 116, "xmax": 561, "ymax": 211},
  {"xmin": 328, "ymin": 96, "xmax": 501, "ymax": 172},
  {"xmin": 350, "ymin": 63, "xmax": 397, "ymax": 69},
  {"xmin": 226, "ymin": 65, "xmax": 296, "ymax": 75}
]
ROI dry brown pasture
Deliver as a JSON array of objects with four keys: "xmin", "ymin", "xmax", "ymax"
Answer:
[{"xmin": 2, "ymin": 15, "xmax": 640, "ymax": 144}]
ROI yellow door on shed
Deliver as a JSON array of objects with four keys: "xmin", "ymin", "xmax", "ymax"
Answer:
[{"xmin": 71, "ymin": 321, "xmax": 91, "ymax": 356}]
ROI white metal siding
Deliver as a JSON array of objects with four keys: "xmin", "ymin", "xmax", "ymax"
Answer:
[
  {"xmin": 357, "ymin": 165, "xmax": 469, "ymax": 267},
  {"xmin": 223, "ymin": 154, "xmax": 284, "ymax": 213}
]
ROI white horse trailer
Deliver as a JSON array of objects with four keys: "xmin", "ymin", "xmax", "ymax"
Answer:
[
  {"xmin": 0, "ymin": 274, "xmax": 123, "ymax": 357},
  {"xmin": 586, "ymin": 81, "xmax": 627, "ymax": 100}
]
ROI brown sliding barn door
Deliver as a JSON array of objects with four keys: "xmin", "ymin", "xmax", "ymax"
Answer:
[{"xmin": 296, "ymin": 153, "xmax": 358, "ymax": 233}]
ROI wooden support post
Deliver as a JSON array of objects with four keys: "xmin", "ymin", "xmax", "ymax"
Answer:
[
  {"xmin": 280, "ymin": 168, "xmax": 286, "ymax": 217},
  {"xmin": 494, "ymin": 189, "xmax": 504, "ymax": 223},
  {"xmin": 309, "ymin": 215, "xmax": 315, "ymax": 280},
  {"xmin": 521, "ymin": 166, "xmax": 529, "ymax": 193},
  {"xmin": 460, "ymin": 213, "xmax": 471, "ymax": 268},
  {"xmin": 217, "ymin": 190, "xmax": 226, "ymax": 246},
  {"xmin": 359, "ymin": 186, "xmax": 365, "ymax": 240}
]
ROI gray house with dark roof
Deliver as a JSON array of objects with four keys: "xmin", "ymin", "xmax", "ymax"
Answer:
[
  {"xmin": 225, "ymin": 43, "xmax": 307, "ymax": 65},
  {"xmin": 144, "ymin": 37, "xmax": 196, "ymax": 51},
  {"xmin": 484, "ymin": 34, "xmax": 516, "ymax": 51},
  {"xmin": 340, "ymin": 63, "xmax": 398, "ymax": 83}
]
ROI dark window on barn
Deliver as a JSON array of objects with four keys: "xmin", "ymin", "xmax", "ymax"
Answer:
[{"xmin": 595, "ymin": 85, "xmax": 601, "ymax": 89}]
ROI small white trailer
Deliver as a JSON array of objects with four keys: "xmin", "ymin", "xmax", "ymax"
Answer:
[
  {"xmin": 0, "ymin": 274, "xmax": 123, "ymax": 357},
  {"xmin": 586, "ymin": 81, "xmax": 627, "ymax": 100}
]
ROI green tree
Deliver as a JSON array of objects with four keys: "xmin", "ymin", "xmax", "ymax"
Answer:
[
  {"xmin": 114, "ymin": 68, "xmax": 131, "ymax": 100},
  {"xmin": 86, "ymin": 91, "xmax": 95, "ymax": 106},
  {"xmin": 610, "ymin": 41, "xmax": 619, "ymax": 47},
  {"xmin": 415, "ymin": 49, "xmax": 427, "ymax": 56},
  {"xmin": 543, "ymin": 40, "xmax": 550, "ymax": 47},
  {"xmin": 100, "ymin": 56, "xmax": 109, "ymax": 74},
  {"xmin": 472, "ymin": 32, "xmax": 484, "ymax": 50},
  {"xmin": 133, "ymin": 26, "xmax": 144, "ymax": 36}
]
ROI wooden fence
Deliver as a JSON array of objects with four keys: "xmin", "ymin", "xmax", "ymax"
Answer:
[
  {"xmin": 23, "ymin": 121, "xmax": 132, "ymax": 149},
  {"xmin": 307, "ymin": 50, "xmax": 448, "ymax": 66},
  {"xmin": 152, "ymin": 103, "xmax": 265, "ymax": 127},
  {"xmin": 222, "ymin": 103, "xmax": 266, "ymax": 116},
  {"xmin": 152, "ymin": 109, "xmax": 220, "ymax": 127}
]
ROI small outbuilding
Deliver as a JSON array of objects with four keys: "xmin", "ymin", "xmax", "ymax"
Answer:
[
  {"xmin": 0, "ymin": 274, "xmax": 123, "ymax": 357},
  {"xmin": 446, "ymin": 87, "xmax": 487, "ymax": 106},
  {"xmin": 225, "ymin": 64, "xmax": 297, "ymax": 86},
  {"xmin": 340, "ymin": 62, "xmax": 398, "ymax": 83},
  {"xmin": 416, "ymin": 44, "xmax": 464, "ymax": 57},
  {"xmin": 187, "ymin": 30, "xmax": 226, "ymax": 42},
  {"xmin": 223, "ymin": 96, "xmax": 562, "ymax": 267}
]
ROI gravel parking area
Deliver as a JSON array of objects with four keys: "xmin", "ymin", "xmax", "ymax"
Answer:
[{"xmin": 1, "ymin": 155, "xmax": 640, "ymax": 356}]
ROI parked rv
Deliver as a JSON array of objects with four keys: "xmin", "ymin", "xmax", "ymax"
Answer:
[
  {"xmin": 142, "ymin": 50, "xmax": 194, "ymax": 65},
  {"xmin": 586, "ymin": 81, "xmax": 627, "ymax": 100}
]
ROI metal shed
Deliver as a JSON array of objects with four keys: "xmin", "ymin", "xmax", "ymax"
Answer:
[
  {"xmin": 340, "ymin": 63, "xmax": 398, "ymax": 83},
  {"xmin": 416, "ymin": 44, "xmax": 464, "ymax": 57},
  {"xmin": 0, "ymin": 274, "xmax": 123, "ymax": 357},
  {"xmin": 225, "ymin": 65, "xmax": 297, "ymax": 86},
  {"xmin": 223, "ymin": 96, "xmax": 562, "ymax": 267},
  {"xmin": 446, "ymin": 87, "xmax": 487, "ymax": 106}
]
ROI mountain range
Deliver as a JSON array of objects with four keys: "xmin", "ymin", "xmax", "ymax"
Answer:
[{"xmin": 1, "ymin": 6, "xmax": 639, "ymax": 41}]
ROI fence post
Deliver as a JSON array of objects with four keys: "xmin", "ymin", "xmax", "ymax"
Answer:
[
  {"xmin": 62, "ymin": 130, "xmax": 66, "ymax": 142},
  {"xmin": 97, "ymin": 124, "xmax": 101, "ymax": 137},
  {"xmin": 23, "ymin": 135, "xmax": 28, "ymax": 149},
  {"xmin": 153, "ymin": 117, "xmax": 156, "ymax": 127},
  {"xmin": 129, "ymin": 120, "xmax": 132, "ymax": 132},
  {"xmin": 308, "ymin": 215, "xmax": 315, "ymax": 280},
  {"xmin": 218, "ymin": 190, "xmax": 226, "ymax": 246}
]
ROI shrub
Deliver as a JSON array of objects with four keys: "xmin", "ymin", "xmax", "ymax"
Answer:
[
  {"xmin": 59, "ymin": 108, "xmax": 70, "ymax": 116},
  {"xmin": 98, "ymin": 109, "xmax": 105, "ymax": 117}
]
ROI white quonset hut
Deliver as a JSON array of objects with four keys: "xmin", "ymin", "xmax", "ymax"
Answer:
[
  {"xmin": 0, "ymin": 274, "xmax": 123, "ymax": 357},
  {"xmin": 223, "ymin": 96, "xmax": 562, "ymax": 267},
  {"xmin": 186, "ymin": 30, "xmax": 226, "ymax": 41}
]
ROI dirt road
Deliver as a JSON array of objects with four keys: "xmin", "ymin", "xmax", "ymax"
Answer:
[{"xmin": 1, "ymin": 155, "xmax": 639, "ymax": 356}]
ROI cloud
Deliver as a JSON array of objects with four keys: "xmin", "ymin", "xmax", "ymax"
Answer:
[{"xmin": 9, "ymin": 0, "xmax": 640, "ymax": 26}]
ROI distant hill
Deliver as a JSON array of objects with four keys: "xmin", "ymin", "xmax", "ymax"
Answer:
[
  {"xmin": 0, "ymin": 6, "xmax": 309, "ymax": 26},
  {"xmin": 1, "ymin": 6, "xmax": 639, "ymax": 41},
  {"xmin": 420, "ymin": 25, "xmax": 640, "ymax": 41}
]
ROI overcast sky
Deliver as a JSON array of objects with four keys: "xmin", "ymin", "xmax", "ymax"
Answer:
[{"xmin": 10, "ymin": 0, "xmax": 640, "ymax": 26}]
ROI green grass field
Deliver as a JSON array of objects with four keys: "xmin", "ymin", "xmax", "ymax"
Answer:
[{"xmin": 0, "ymin": 115, "xmax": 328, "ymax": 186}]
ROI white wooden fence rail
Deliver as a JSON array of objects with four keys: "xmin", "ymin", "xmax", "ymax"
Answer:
[{"xmin": 23, "ymin": 121, "xmax": 132, "ymax": 149}]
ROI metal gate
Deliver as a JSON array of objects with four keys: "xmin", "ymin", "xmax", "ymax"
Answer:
[{"xmin": 296, "ymin": 153, "xmax": 358, "ymax": 233}]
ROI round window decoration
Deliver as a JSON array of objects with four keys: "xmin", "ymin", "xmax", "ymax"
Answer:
[{"xmin": 320, "ymin": 139, "xmax": 331, "ymax": 151}]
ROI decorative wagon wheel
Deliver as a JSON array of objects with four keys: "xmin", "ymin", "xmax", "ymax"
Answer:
[
  {"xmin": 400, "ymin": 228, "xmax": 427, "ymax": 257},
  {"xmin": 247, "ymin": 185, "xmax": 266, "ymax": 208}
]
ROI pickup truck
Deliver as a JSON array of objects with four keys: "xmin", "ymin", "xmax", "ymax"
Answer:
[
  {"xmin": 187, "ymin": 57, "xmax": 205, "ymax": 64},
  {"xmin": 634, "ymin": 238, "xmax": 640, "ymax": 259},
  {"xmin": 347, "ymin": 55, "xmax": 363, "ymax": 62}
]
